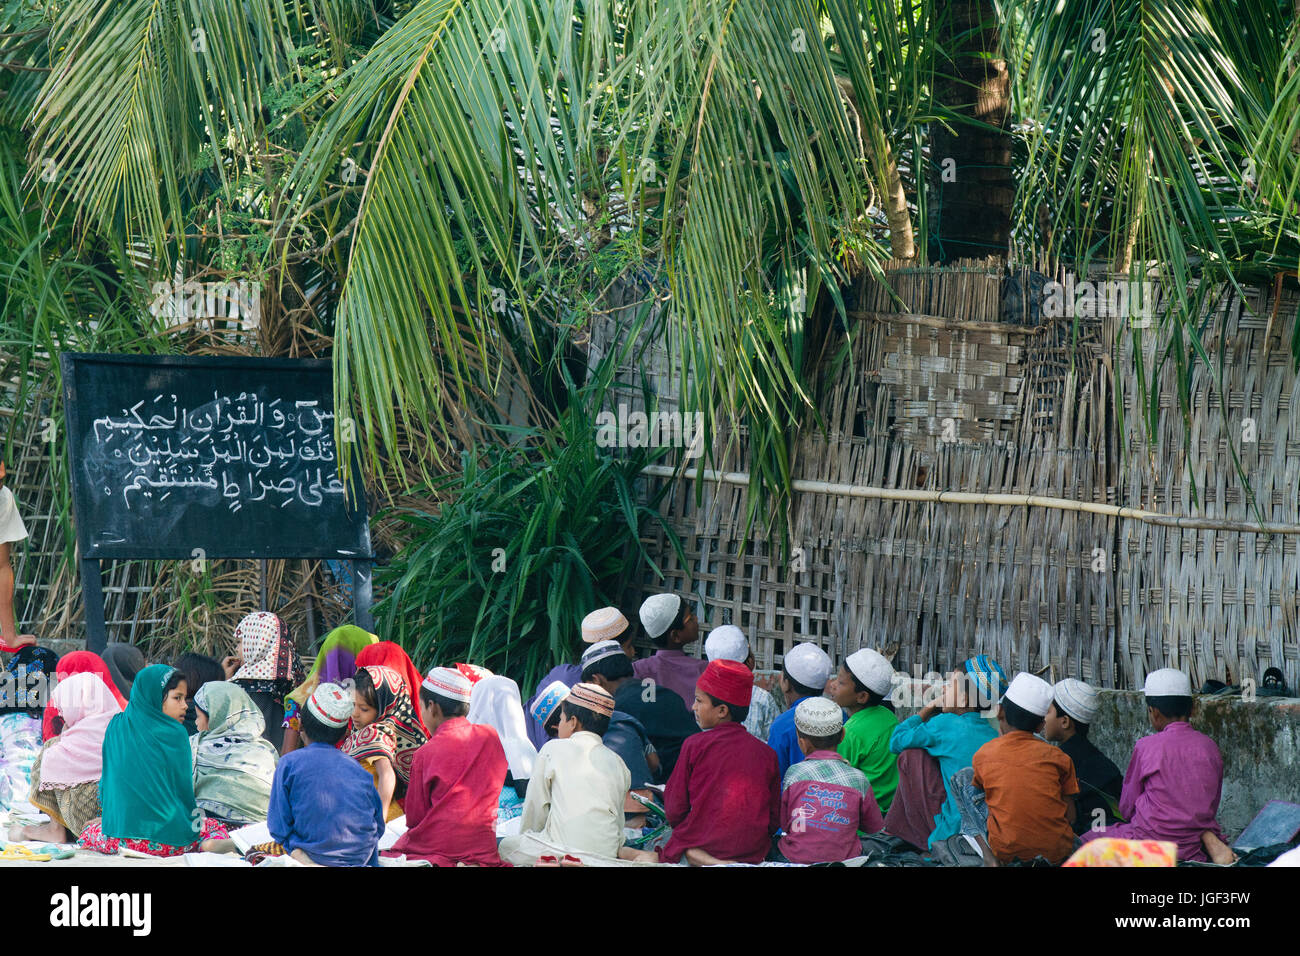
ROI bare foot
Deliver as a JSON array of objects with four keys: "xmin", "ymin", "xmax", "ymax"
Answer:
[
  {"xmin": 10, "ymin": 820, "xmax": 69, "ymax": 843},
  {"xmin": 683, "ymin": 847, "xmax": 733, "ymax": 866},
  {"xmin": 1202, "ymin": 831, "xmax": 1237, "ymax": 865},
  {"xmin": 617, "ymin": 846, "xmax": 658, "ymax": 863},
  {"xmin": 200, "ymin": 838, "xmax": 236, "ymax": 854},
  {"xmin": 289, "ymin": 848, "xmax": 322, "ymax": 866}
]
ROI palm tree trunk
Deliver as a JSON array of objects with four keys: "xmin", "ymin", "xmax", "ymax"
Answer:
[{"xmin": 928, "ymin": 0, "xmax": 1013, "ymax": 263}]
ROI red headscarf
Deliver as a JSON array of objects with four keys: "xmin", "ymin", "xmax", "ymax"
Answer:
[
  {"xmin": 355, "ymin": 641, "xmax": 427, "ymax": 733},
  {"xmin": 42, "ymin": 651, "xmax": 129, "ymax": 740}
]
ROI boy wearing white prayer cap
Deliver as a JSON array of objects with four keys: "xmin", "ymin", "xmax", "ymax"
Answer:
[
  {"xmin": 1078, "ymin": 667, "xmax": 1234, "ymax": 864},
  {"xmin": 1043, "ymin": 678, "xmax": 1122, "ymax": 835},
  {"xmin": 766, "ymin": 642, "xmax": 834, "ymax": 779},
  {"xmin": 632, "ymin": 593, "xmax": 707, "ymax": 718},
  {"xmin": 704, "ymin": 625, "xmax": 779, "ymax": 743},
  {"xmin": 828, "ymin": 648, "xmax": 900, "ymax": 813},
  {"xmin": 969, "ymin": 672, "xmax": 1079, "ymax": 864},
  {"xmin": 774, "ymin": 697, "xmax": 884, "ymax": 863}
]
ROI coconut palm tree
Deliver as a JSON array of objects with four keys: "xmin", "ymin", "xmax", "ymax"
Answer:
[{"xmin": 6, "ymin": 0, "xmax": 1298, "ymax": 537}]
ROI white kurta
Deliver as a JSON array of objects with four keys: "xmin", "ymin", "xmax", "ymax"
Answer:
[
  {"xmin": 0, "ymin": 487, "xmax": 26, "ymax": 545},
  {"xmin": 499, "ymin": 730, "xmax": 630, "ymax": 863}
]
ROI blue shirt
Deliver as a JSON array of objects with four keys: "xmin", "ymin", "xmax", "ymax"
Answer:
[
  {"xmin": 268, "ymin": 742, "xmax": 385, "ymax": 866},
  {"xmin": 604, "ymin": 710, "xmax": 654, "ymax": 789},
  {"xmin": 889, "ymin": 711, "xmax": 998, "ymax": 846},
  {"xmin": 524, "ymin": 663, "xmax": 583, "ymax": 750},
  {"xmin": 767, "ymin": 695, "xmax": 815, "ymax": 780}
]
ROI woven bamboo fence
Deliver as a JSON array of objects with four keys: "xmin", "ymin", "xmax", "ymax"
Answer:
[{"xmin": 602, "ymin": 260, "xmax": 1300, "ymax": 692}]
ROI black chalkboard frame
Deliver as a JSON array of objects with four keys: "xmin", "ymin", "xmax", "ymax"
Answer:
[{"xmin": 59, "ymin": 351, "xmax": 376, "ymax": 651}]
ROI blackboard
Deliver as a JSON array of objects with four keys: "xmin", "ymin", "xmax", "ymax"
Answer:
[{"xmin": 59, "ymin": 353, "xmax": 372, "ymax": 561}]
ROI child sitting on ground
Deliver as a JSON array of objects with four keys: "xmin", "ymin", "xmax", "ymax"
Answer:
[
  {"xmin": 498, "ymin": 682, "xmax": 631, "ymax": 864},
  {"xmin": 971, "ymin": 672, "xmax": 1078, "ymax": 865},
  {"xmin": 766, "ymin": 643, "xmax": 833, "ymax": 778},
  {"xmin": 704, "ymin": 625, "xmax": 780, "ymax": 742},
  {"xmin": 1080, "ymin": 668, "xmax": 1234, "ymax": 864},
  {"xmin": 1043, "ymin": 678, "xmax": 1122, "ymax": 836},
  {"xmin": 887, "ymin": 657, "xmax": 1002, "ymax": 848},
  {"xmin": 662, "ymin": 660, "xmax": 780, "ymax": 865},
  {"xmin": 830, "ymin": 648, "xmax": 899, "ymax": 814},
  {"xmin": 388, "ymin": 667, "xmax": 507, "ymax": 866},
  {"xmin": 776, "ymin": 697, "xmax": 883, "ymax": 863},
  {"xmin": 256, "ymin": 682, "xmax": 385, "ymax": 866}
]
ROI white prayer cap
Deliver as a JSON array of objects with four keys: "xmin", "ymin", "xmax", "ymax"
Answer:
[
  {"xmin": 783, "ymin": 643, "xmax": 832, "ymax": 690},
  {"xmin": 307, "ymin": 682, "xmax": 354, "ymax": 727},
  {"xmin": 1053, "ymin": 678, "xmax": 1098, "ymax": 724},
  {"xmin": 422, "ymin": 666, "xmax": 473, "ymax": 704},
  {"xmin": 794, "ymin": 697, "xmax": 843, "ymax": 737},
  {"xmin": 845, "ymin": 648, "xmax": 894, "ymax": 696},
  {"xmin": 639, "ymin": 593, "xmax": 682, "ymax": 640},
  {"xmin": 582, "ymin": 606, "xmax": 629, "ymax": 644},
  {"xmin": 1004, "ymin": 672, "xmax": 1054, "ymax": 717},
  {"xmin": 704, "ymin": 625, "xmax": 749, "ymax": 663},
  {"xmin": 1144, "ymin": 668, "xmax": 1192, "ymax": 698}
]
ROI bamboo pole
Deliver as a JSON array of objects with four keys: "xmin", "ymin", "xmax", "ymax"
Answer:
[
  {"xmin": 850, "ymin": 309, "xmax": 1042, "ymax": 334},
  {"xmin": 640, "ymin": 465, "xmax": 1300, "ymax": 536}
]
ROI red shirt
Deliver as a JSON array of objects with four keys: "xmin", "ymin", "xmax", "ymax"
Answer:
[
  {"xmin": 661, "ymin": 720, "xmax": 780, "ymax": 864},
  {"xmin": 387, "ymin": 717, "xmax": 508, "ymax": 867}
]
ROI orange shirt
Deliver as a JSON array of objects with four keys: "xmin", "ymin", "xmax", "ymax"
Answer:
[{"xmin": 972, "ymin": 731, "xmax": 1079, "ymax": 864}]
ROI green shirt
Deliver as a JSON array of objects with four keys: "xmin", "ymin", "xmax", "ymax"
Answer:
[{"xmin": 838, "ymin": 706, "xmax": 900, "ymax": 813}]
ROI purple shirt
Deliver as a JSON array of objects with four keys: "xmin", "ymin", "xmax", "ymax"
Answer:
[
  {"xmin": 1087, "ymin": 720, "xmax": 1224, "ymax": 862},
  {"xmin": 632, "ymin": 650, "xmax": 707, "ymax": 715},
  {"xmin": 524, "ymin": 663, "xmax": 583, "ymax": 750}
]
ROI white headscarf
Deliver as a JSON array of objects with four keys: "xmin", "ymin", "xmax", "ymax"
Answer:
[{"xmin": 467, "ymin": 675, "xmax": 538, "ymax": 781}]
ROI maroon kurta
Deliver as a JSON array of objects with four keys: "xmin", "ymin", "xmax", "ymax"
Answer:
[
  {"xmin": 387, "ymin": 717, "xmax": 508, "ymax": 867},
  {"xmin": 661, "ymin": 720, "xmax": 780, "ymax": 864}
]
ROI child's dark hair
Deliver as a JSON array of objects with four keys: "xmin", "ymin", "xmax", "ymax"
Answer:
[
  {"xmin": 353, "ymin": 667, "xmax": 378, "ymax": 708},
  {"xmin": 299, "ymin": 707, "xmax": 348, "ymax": 746},
  {"xmin": 1051, "ymin": 699, "xmax": 1090, "ymax": 738},
  {"xmin": 163, "ymin": 669, "xmax": 187, "ymax": 696},
  {"xmin": 1147, "ymin": 695, "xmax": 1193, "ymax": 719},
  {"xmin": 705, "ymin": 692, "xmax": 749, "ymax": 725},
  {"xmin": 650, "ymin": 597, "xmax": 688, "ymax": 649},
  {"xmin": 418, "ymin": 684, "xmax": 468, "ymax": 719},
  {"xmin": 582, "ymin": 652, "xmax": 634, "ymax": 683},
  {"xmin": 797, "ymin": 729, "xmax": 844, "ymax": 751},
  {"xmin": 174, "ymin": 652, "xmax": 224, "ymax": 701},
  {"xmin": 782, "ymin": 664, "xmax": 822, "ymax": 700},
  {"xmin": 560, "ymin": 699, "xmax": 611, "ymax": 736},
  {"xmin": 1002, "ymin": 697, "xmax": 1044, "ymax": 732}
]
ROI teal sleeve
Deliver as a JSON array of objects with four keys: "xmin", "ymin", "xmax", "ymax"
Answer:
[{"xmin": 889, "ymin": 714, "xmax": 940, "ymax": 754}]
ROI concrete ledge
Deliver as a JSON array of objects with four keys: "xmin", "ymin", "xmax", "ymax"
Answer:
[{"xmin": 1091, "ymin": 690, "xmax": 1300, "ymax": 837}]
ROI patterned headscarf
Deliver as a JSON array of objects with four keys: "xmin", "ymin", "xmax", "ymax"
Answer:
[
  {"xmin": 231, "ymin": 612, "xmax": 304, "ymax": 693},
  {"xmin": 340, "ymin": 665, "xmax": 428, "ymax": 785},
  {"xmin": 190, "ymin": 681, "xmax": 279, "ymax": 824}
]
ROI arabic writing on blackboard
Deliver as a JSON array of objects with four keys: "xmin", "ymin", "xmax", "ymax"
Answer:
[{"xmin": 89, "ymin": 391, "xmax": 345, "ymax": 513}]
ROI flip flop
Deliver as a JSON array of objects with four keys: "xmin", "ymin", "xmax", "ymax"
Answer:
[
  {"xmin": 0, "ymin": 844, "xmax": 52, "ymax": 862},
  {"xmin": 35, "ymin": 844, "xmax": 77, "ymax": 860}
]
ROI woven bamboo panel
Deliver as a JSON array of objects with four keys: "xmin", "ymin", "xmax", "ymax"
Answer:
[
  {"xmin": 1117, "ymin": 281, "xmax": 1300, "ymax": 691},
  {"xmin": 616, "ymin": 260, "xmax": 1300, "ymax": 692}
]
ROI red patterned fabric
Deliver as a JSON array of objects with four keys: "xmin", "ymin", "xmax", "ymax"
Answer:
[
  {"xmin": 356, "ymin": 641, "xmax": 427, "ymax": 734},
  {"xmin": 341, "ymin": 665, "xmax": 428, "ymax": 785},
  {"xmin": 78, "ymin": 816, "xmax": 229, "ymax": 857}
]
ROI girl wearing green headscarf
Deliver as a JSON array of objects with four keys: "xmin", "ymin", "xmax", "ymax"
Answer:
[
  {"xmin": 281, "ymin": 624, "xmax": 377, "ymax": 754},
  {"xmin": 191, "ymin": 681, "xmax": 279, "ymax": 825},
  {"xmin": 78, "ymin": 664, "xmax": 230, "ymax": 856}
]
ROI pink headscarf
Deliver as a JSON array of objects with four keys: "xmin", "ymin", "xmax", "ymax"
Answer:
[{"xmin": 38, "ymin": 672, "xmax": 122, "ymax": 788}]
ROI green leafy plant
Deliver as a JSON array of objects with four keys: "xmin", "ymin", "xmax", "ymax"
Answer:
[{"xmin": 373, "ymin": 358, "xmax": 685, "ymax": 692}]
